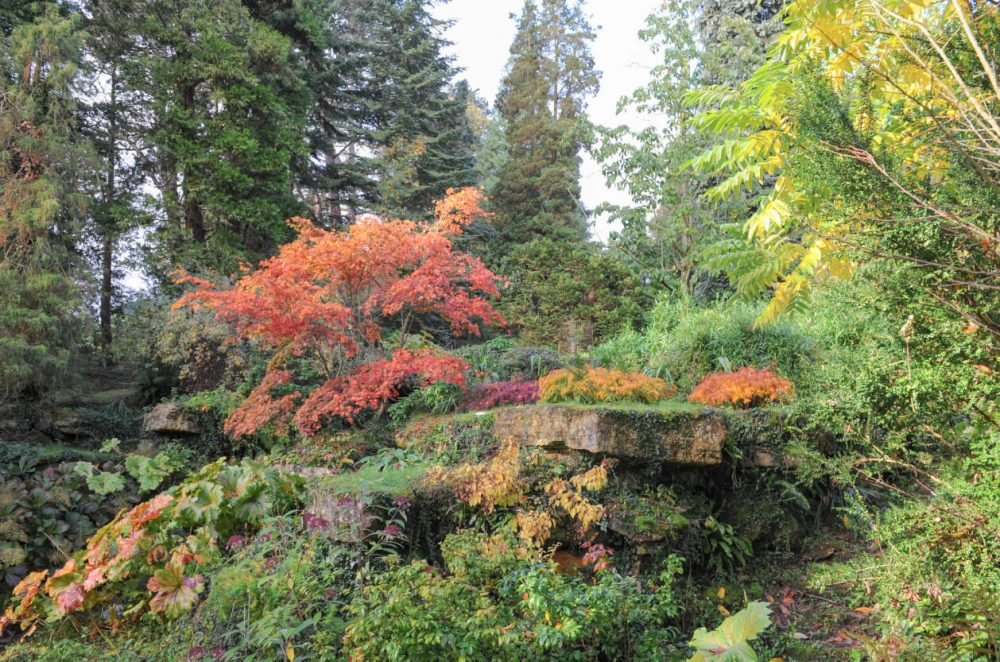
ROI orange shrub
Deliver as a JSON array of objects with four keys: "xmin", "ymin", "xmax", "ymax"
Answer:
[
  {"xmin": 538, "ymin": 367, "xmax": 677, "ymax": 404},
  {"xmin": 687, "ymin": 367, "xmax": 793, "ymax": 407}
]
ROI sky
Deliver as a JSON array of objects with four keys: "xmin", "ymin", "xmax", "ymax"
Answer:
[{"xmin": 432, "ymin": 0, "xmax": 664, "ymax": 242}]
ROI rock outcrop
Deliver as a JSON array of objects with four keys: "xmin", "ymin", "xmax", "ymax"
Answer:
[
  {"xmin": 143, "ymin": 403, "xmax": 202, "ymax": 435},
  {"xmin": 492, "ymin": 404, "xmax": 726, "ymax": 465}
]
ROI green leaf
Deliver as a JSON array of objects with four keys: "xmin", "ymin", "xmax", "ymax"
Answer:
[
  {"xmin": 147, "ymin": 563, "xmax": 204, "ymax": 618},
  {"xmin": 86, "ymin": 471, "xmax": 126, "ymax": 495},
  {"xmin": 688, "ymin": 602, "xmax": 771, "ymax": 661},
  {"xmin": 100, "ymin": 438, "xmax": 121, "ymax": 453},
  {"xmin": 125, "ymin": 453, "xmax": 173, "ymax": 492},
  {"xmin": 73, "ymin": 461, "xmax": 96, "ymax": 478}
]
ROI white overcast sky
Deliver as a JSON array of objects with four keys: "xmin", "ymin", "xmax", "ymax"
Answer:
[{"xmin": 432, "ymin": 0, "xmax": 664, "ymax": 242}]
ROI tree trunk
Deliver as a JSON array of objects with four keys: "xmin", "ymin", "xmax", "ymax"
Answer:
[
  {"xmin": 100, "ymin": 234, "xmax": 113, "ymax": 361},
  {"xmin": 100, "ymin": 67, "xmax": 119, "ymax": 364},
  {"xmin": 180, "ymin": 81, "xmax": 206, "ymax": 242}
]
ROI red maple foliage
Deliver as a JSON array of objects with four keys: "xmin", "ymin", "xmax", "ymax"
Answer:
[
  {"xmin": 174, "ymin": 187, "xmax": 504, "ymax": 437},
  {"xmin": 687, "ymin": 366, "xmax": 793, "ymax": 407},
  {"xmin": 458, "ymin": 379, "xmax": 539, "ymax": 412}
]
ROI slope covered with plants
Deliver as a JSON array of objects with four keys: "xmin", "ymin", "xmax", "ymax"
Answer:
[{"xmin": 1, "ymin": 0, "xmax": 997, "ymax": 660}]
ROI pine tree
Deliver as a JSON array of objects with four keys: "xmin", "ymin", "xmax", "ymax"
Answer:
[
  {"xmin": 0, "ymin": 5, "xmax": 88, "ymax": 394},
  {"xmin": 490, "ymin": 0, "xmax": 598, "ymax": 251},
  {"xmin": 250, "ymin": 0, "xmax": 477, "ymax": 224},
  {"xmin": 250, "ymin": 0, "xmax": 386, "ymax": 227}
]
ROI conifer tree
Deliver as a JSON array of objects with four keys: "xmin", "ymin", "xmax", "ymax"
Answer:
[
  {"xmin": 82, "ymin": 0, "xmax": 149, "ymax": 359},
  {"xmin": 0, "ymin": 5, "xmax": 87, "ymax": 394},
  {"xmin": 371, "ymin": 0, "xmax": 476, "ymax": 218},
  {"xmin": 102, "ymin": 0, "xmax": 309, "ymax": 281},
  {"xmin": 490, "ymin": 0, "xmax": 599, "ymax": 250},
  {"xmin": 696, "ymin": 0, "xmax": 786, "ymax": 86}
]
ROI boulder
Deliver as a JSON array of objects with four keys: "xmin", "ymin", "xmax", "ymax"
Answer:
[
  {"xmin": 143, "ymin": 403, "xmax": 201, "ymax": 435},
  {"xmin": 51, "ymin": 408, "xmax": 85, "ymax": 436},
  {"xmin": 492, "ymin": 404, "xmax": 726, "ymax": 465},
  {"xmin": 746, "ymin": 448, "xmax": 799, "ymax": 469}
]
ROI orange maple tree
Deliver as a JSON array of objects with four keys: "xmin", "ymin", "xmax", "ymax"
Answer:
[
  {"xmin": 687, "ymin": 367, "xmax": 793, "ymax": 407},
  {"xmin": 175, "ymin": 187, "xmax": 504, "ymax": 437}
]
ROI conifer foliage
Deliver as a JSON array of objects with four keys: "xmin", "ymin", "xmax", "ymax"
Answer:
[
  {"xmin": 0, "ymin": 7, "xmax": 86, "ymax": 395},
  {"xmin": 490, "ymin": 0, "xmax": 599, "ymax": 249},
  {"xmin": 174, "ymin": 188, "xmax": 504, "ymax": 437}
]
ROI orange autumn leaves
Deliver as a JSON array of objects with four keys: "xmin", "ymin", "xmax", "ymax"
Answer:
[
  {"xmin": 0, "ymin": 493, "xmax": 176, "ymax": 637},
  {"xmin": 688, "ymin": 367, "xmax": 793, "ymax": 408},
  {"xmin": 173, "ymin": 187, "xmax": 504, "ymax": 438},
  {"xmin": 539, "ymin": 367, "xmax": 677, "ymax": 404}
]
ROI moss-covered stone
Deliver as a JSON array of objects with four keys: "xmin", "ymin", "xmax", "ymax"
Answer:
[{"xmin": 492, "ymin": 403, "xmax": 726, "ymax": 465}]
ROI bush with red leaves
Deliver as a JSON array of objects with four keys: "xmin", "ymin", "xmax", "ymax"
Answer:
[{"xmin": 459, "ymin": 380, "xmax": 539, "ymax": 411}]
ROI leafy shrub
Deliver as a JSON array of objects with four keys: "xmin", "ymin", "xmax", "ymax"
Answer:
[
  {"xmin": 156, "ymin": 306, "xmax": 256, "ymax": 395},
  {"xmin": 0, "ymin": 441, "xmax": 191, "ymax": 593},
  {"xmin": 395, "ymin": 416, "xmax": 499, "ymax": 465},
  {"xmin": 593, "ymin": 299, "xmax": 813, "ymax": 390},
  {"xmin": 498, "ymin": 346, "xmax": 564, "ymax": 380},
  {"xmin": 688, "ymin": 367, "xmax": 793, "ymax": 408},
  {"xmin": 809, "ymin": 438, "xmax": 1000, "ymax": 658},
  {"xmin": 75, "ymin": 401, "xmax": 140, "ymax": 440},
  {"xmin": 201, "ymin": 517, "xmax": 360, "ymax": 660},
  {"xmin": 343, "ymin": 529, "xmax": 684, "ymax": 660},
  {"xmin": 500, "ymin": 238, "xmax": 645, "ymax": 348},
  {"xmin": 458, "ymin": 338, "xmax": 564, "ymax": 382},
  {"xmin": 459, "ymin": 379, "xmax": 539, "ymax": 411},
  {"xmin": 174, "ymin": 188, "xmax": 503, "ymax": 438},
  {"xmin": 428, "ymin": 440, "xmax": 613, "ymax": 548},
  {"xmin": 539, "ymin": 367, "xmax": 677, "ymax": 404},
  {"xmin": 387, "ymin": 381, "xmax": 463, "ymax": 425},
  {"xmin": 0, "ymin": 459, "xmax": 303, "ymax": 636}
]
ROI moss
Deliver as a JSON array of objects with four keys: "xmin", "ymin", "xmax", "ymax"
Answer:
[{"xmin": 553, "ymin": 399, "xmax": 706, "ymax": 415}]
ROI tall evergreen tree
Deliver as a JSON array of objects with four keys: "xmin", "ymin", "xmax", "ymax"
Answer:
[
  {"xmin": 248, "ymin": 0, "xmax": 386, "ymax": 227},
  {"xmin": 490, "ymin": 0, "xmax": 598, "ymax": 250},
  {"xmin": 241, "ymin": 0, "xmax": 477, "ymax": 224},
  {"xmin": 0, "ymin": 4, "xmax": 88, "ymax": 394},
  {"xmin": 96, "ymin": 0, "xmax": 310, "ymax": 281},
  {"xmin": 371, "ymin": 0, "xmax": 476, "ymax": 218},
  {"xmin": 82, "ymin": 0, "xmax": 149, "ymax": 359},
  {"xmin": 696, "ymin": 0, "xmax": 786, "ymax": 86}
]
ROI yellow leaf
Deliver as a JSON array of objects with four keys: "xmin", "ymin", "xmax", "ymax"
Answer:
[
  {"xmin": 286, "ymin": 644, "xmax": 295, "ymax": 661},
  {"xmin": 717, "ymin": 586, "xmax": 726, "ymax": 601}
]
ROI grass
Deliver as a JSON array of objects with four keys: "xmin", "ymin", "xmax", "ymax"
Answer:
[{"xmin": 312, "ymin": 461, "xmax": 432, "ymax": 496}]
